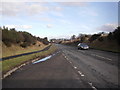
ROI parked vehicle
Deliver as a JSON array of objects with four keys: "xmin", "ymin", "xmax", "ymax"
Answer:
[{"xmin": 77, "ymin": 43, "xmax": 89, "ymax": 50}]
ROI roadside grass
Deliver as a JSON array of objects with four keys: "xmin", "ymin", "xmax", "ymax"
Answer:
[
  {"xmin": 89, "ymin": 39, "xmax": 120, "ymax": 53},
  {"xmin": 62, "ymin": 40, "xmax": 120, "ymax": 53},
  {"xmin": 2, "ymin": 41, "xmax": 49, "ymax": 58},
  {"xmin": 1, "ymin": 44, "xmax": 57, "ymax": 74}
]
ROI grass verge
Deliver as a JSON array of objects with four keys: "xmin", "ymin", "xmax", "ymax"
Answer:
[
  {"xmin": 62, "ymin": 41, "xmax": 120, "ymax": 53},
  {"xmin": 1, "ymin": 44, "xmax": 57, "ymax": 74},
  {"xmin": 2, "ymin": 41, "xmax": 49, "ymax": 58}
]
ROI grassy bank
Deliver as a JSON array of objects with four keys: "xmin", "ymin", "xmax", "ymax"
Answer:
[
  {"xmin": 89, "ymin": 39, "xmax": 120, "ymax": 53},
  {"xmin": 2, "ymin": 41, "xmax": 49, "ymax": 58},
  {"xmin": 2, "ymin": 44, "xmax": 57, "ymax": 74},
  {"xmin": 62, "ymin": 40, "xmax": 120, "ymax": 53}
]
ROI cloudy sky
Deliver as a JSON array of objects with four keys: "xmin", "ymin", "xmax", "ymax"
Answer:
[{"xmin": 0, "ymin": 1, "xmax": 118, "ymax": 39}]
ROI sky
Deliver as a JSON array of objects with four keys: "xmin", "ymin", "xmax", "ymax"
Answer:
[{"xmin": 0, "ymin": 1, "xmax": 119, "ymax": 39}]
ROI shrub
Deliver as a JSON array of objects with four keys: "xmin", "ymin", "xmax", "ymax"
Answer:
[
  {"xmin": 89, "ymin": 34, "xmax": 101, "ymax": 43},
  {"xmin": 3, "ymin": 41, "xmax": 11, "ymax": 47},
  {"xmin": 98, "ymin": 37, "xmax": 104, "ymax": 42},
  {"xmin": 20, "ymin": 42, "xmax": 30, "ymax": 48},
  {"xmin": 107, "ymin": 32, "xmax": 114, "ymax": 41},
  {"xmin": 32, "ymin": 42, "xmax": 36, "ymax": 45}
]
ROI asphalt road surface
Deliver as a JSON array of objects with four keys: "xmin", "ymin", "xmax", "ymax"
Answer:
[{"xmin": 2, "ymin": 44, "xmax": 119, "ymax": 89}]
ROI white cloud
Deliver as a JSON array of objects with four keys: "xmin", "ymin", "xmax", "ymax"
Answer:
[
  {"xmin": 79, "ymin": 9, "xmax": 98, "ymax": 17},
  {"xmin": 49, "ymin": 35, "xmax": 71, "ymax": 39},
  {"xmin": 1, "ymin": 0, "xmax": 119, "ymax": 2},
  {"xmin": 50, "ymin": 6, "xmax": 63, "ymax": 17},
  {"xmin": 38, "ymin": 17, "xmax": 53, "ymax": 22},
  {"xmin": 81, "ymin": 25, "xmax": 89, "ymax": 30},
  {"xmin": 97, "ymin": 24, "xmax": 118, "ymax": 32},
  {"xmin": 1, "ymin": 2, "xmax": 63, "ymax": 17},
  {"xmin": 26, "ymin": 4, "xmax": 49, "ymax": 15},
  {"xmin": 0, "ymin": 2, "xmax": 49, "ymax": 16},
  {"xmin": 54, "ymin": 6, "xmax": 63, "ymax": 11},
  {"xmin": 51, "ymin": 11, "xmax": 63, "ymax": 17},
  {"xmin": 47, "ymin": 24, "xmax": 53, "ymax": 28},
  {"xmin": 5, "ymin": 25, "xmax": 32, "ymax": 29},
  {"xmin": 59, "ymin": 19, "xmax": 71, "ymax": 24},
  {"xmin": 1, "ymin": 2, "xmax": 25, "ymax": 16},
  {"xmin": 21, "ymin": 25, "xmax": 32, "ymax": 29},
  {"xmin": 58, "ymin": 2, "xmax": 87, "ymax": 7}
]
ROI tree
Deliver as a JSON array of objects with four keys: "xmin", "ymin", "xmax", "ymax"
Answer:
[
  {"xmin": 71, "ymin": 35, "xmax": 76, "ymax": 40},
  {"xmin": 107, "ymin": 32, "xmax": 113, "ymax": 40},
  {"xmin": 80, "ymin": 36, "xmax": 86, "ymax": 43},
  {"xmin": 89, "ymin": 34, "xmax": 101, "ymax": 43},
  {"xmin": 113, "ymin": 27, "xmax": 120, "ymax": 45},
  {"xmin": 42, "ymin": 37, "xmax": 49, "ymax": 45}
]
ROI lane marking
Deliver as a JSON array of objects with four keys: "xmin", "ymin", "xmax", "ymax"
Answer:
[
  {"xmin": 91, "ymin": 54, "xmax": 112, "ymax": 61},
  {"xmin": 62, "ymin": 52, "xmax": 85, "ymax": 78},
  {"xmin": 88, "ymin": 82, "xmax": 97, "ymax": 90},
  {"xmin": 66, "ymin": 58, "xmax": 69, "ymax": 60},
  {"xmin": 64, "ymin": 55, "xmax": 66, "ymax": 58},
  {"xmin": 74, "ymin": 66, "xmax": 77, "ymax": 69},
  {"xmin": 78, "ymin": 71, "xmax": 85, "ymax": 77}
]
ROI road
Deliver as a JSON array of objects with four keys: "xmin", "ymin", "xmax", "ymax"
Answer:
[{"xmin": 2, "ymin": 44, "xmax": 119, "ymax": 88}]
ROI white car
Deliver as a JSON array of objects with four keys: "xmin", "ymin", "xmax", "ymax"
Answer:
[{"xmin": 78, "ymin": 43, "xmax": 89, "ymax": 50}]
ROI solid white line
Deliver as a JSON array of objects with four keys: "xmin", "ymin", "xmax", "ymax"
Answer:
[{"xmin": 91, "ymin": 54, "xmax": 112, "ymax": 61}]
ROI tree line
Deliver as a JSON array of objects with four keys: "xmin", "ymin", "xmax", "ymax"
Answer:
[
  {"xmin": 1, "ymin": 26, "xmax": 49, "ymax": 47},
  {"xmin": 70, "ymin": 26, "xmax": 120, "ymax": 45}
]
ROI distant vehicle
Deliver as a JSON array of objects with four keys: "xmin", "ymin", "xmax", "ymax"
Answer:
[{"xmin": 77, "ymin": 43, "xmax": 89, "ymax": 50}]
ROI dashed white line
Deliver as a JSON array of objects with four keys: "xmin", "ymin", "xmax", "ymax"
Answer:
[
  {"xmin": 64, "ymin": 56, "xmax": 67, "ymax": 58},
  {"xmin": 88, "ymin": 82, "xmax": 97, "ymax": 90},
  {"xmin": 78, "ymin": 71, "xmax": 85, "ymax": 77},
  {"xmin": 81, "ymin": 74, "xmax": 84, "ymax": 77},
  {"xmin": 74, "ymin": 66, "xmax": 77, "ymax": 69}
]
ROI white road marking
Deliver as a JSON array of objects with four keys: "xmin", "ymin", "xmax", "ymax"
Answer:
[
  {"xmin": 66, "ymin": 58, "xmax": 69, "ymax": 60},
  {"xmin": 88, "ymin": 82, "xmax": 97, "ymax": 90},
  {"xmin": 64, "ymin": 56, "xmax": 67, "ymax": 58},
  {"xmin": 74, "ymin": 66, "xmax": 77, "ymax": 69},
  {"xmin": 78, "ymin": 71, "xmax": 85, "ymax": 77},
  {"xmin": 91, "ymin": 54, "xmax": 112, "ymax": 61},
  {"xmin": 81, "ymin": 74, "xmax": 84, "ymax": 77},
  {"xmin": 63, "ymin": 54, "xmax": 70, "ymax": 62}
]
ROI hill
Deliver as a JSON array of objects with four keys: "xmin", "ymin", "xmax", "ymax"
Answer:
[
  {"xmin": 62, "ymin": 26, "xmax": 120, "ymax": 53},
  {"xmin": 1, "ymin": 26, "xmax": 50, "ymax": 58}
]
